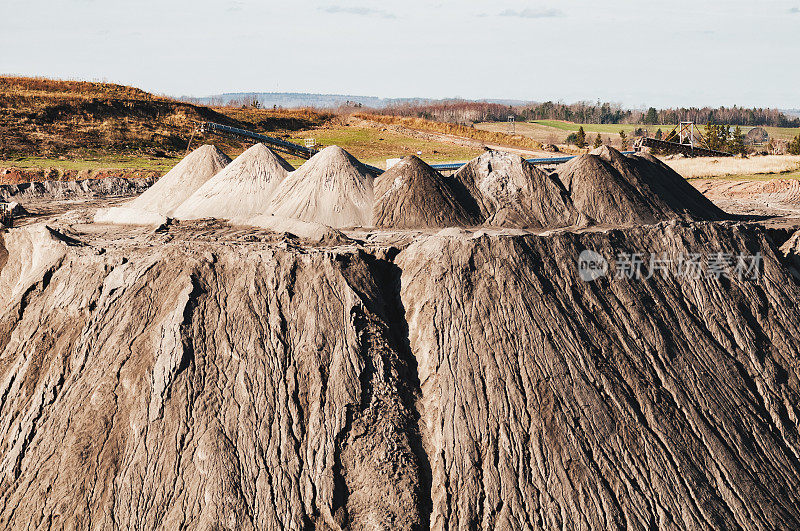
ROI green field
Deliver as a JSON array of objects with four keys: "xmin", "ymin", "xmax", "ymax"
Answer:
[
  {"xmin": 531, "ymin": 120, "xmax": 675, "ymax": 135},
  {"xmin": 477, "ymin": 120, "xmax": 800, "ymax": 146},
  {"xmin": 755, "ymin": 126, "xmax": 800, "ymax": 141},
  {"xmin": 475, "ymin": 121, "xmax": 664, "ymax": 145}
]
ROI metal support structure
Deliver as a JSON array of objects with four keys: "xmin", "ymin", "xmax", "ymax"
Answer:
[
  {"xmin": 678, "ymin": 122, "xmax": 695, "ymax": 147},
  {"xmin": 197, "ymin": 121, "xmax": 320, "ymax": 159},
  {"xmin": 185, "ymin": 124, "xmax": 199, "ymax": 156},
  {"xmin": 639, "ymin": 136, "xmax": 731, "ymax": 157}
]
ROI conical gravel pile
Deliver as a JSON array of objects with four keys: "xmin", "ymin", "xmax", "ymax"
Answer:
[
  {"xmin": 373, "ymin": 156, "xmax": 479, "ymax": 228},
  {"xmin": 173, "ymin": 144, "xmax": 293, "ymax": 221},
  {"xmin": 451, "ymin": 149, "xmax": 579, "ymax": 228},
  {"xmin": 262, "ymin": 145, "xmax": 375, "ymax": 228},
  {"xmin": 554, "ymin": 145, "xmax": 728, "ymax": 225}
]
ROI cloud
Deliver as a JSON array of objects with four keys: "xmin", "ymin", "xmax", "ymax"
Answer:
[
  {"xmin": 320, "ymin": 6, "xmax": 396, "ymax": 19},
  {"xmin": 790, "ymin": 6, "xmax": 800, "ymax": 13},
  {"xmin": 499, "ymin": 8, "xmax": 563, "ymax": 19}
]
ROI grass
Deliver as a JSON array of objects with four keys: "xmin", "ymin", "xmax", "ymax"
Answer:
[
  {"xmin": 530, "ymin": 120, "xmax": 675, "ymax": 135},
  {"xmin": 0, "ymin": 75, "xmax": 157, "ymax": 102},
  {"xmin": 355, "ymin": 113, "xmax": 544, "ymax": 152},
  {"xmin": 285, "ymin": 125, "xmax": 484, "ymax": 167},
  {"xmin": 0, "ymin": 122, "xmax": 487, "ymax": 173},
  {"xmin": 0, "ymin": 155, "xmax": 180, "ymax": 172},
  {"xmin": 478, "ymin": 119, "xmax": 800, "ymax": 147},
  {"xmin": 755, "ymin": 126, "xmax": 800, "ymax": 141},
  {"xmin": 474, "ymin": 121, "xmax": 654, "ymax": 147},
  {"xmin": 666, "ymin": 155, "xmax": 800, "ymax": 179}
]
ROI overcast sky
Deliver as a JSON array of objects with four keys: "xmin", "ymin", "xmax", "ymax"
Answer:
[{"xmin": 2, "ymin": 0, "xmax": 798, "ymax": 108}]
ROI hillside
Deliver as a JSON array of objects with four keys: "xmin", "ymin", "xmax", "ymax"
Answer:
[
  {"xmin": 0, "ymin": 77, "xmax": 500, "ymax": 174},
  {"xmin": 0, "ymin": 77, "xmax": 333, "ymax": 163}
]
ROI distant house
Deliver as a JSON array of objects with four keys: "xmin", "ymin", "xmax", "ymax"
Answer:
[{"xmin": 745, "ymin": 127, "xmax": 769, "ymax": 145}]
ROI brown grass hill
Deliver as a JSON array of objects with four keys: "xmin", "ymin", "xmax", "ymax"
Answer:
[
  {"xmin": 554, "ymin": 145, "xmax": 728, "ymax": 226},
  {"xmin": 0, "ymin": 76, "xmax": 332, "ymax": 159},
  {"xmin": 373, "ymin": 156, "xmax": 479, "ymax": 229},
  {"xmin": 451, "ymin": 149, "xmax": 579, "ymax": 229}
]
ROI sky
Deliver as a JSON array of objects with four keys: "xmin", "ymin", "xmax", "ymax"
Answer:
[{"xmin": 2, "ymin": 0, "xmax": 798, "ymax": 108}]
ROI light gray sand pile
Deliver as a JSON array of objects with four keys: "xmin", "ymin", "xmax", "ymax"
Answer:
[
  {"xmin": 95, "ymin": 145, "xmax": 231, "ymax": 224},
  {"xmin": 263, "ymin": 146, "xmax": 375, "ymax": 228},
  {"xmin": 373, "ymin": 156, "xmax": 479, "ymax": 228},
  {"xmin": 128, "ymin": 144, "xmax": 231, "ymax": 216},
  {"xmin": 172, "ymin": 144, "xmax": 292, "ymax": 221}
]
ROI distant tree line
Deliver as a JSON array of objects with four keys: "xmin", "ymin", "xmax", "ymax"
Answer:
[
  {"xmin": 378, "ymin": 101, "xmax": 513, "ymax": 124},
  {"xmin": 368, "ymin": 100, "xmax": 800, "ymax": 128},
  {"xmin": 517, "ymin": 101, "xmax": 635, "ymax": 124},
  {"xmin": 641, "ymin": 106, "xmax": 799, "ymax": 128}
]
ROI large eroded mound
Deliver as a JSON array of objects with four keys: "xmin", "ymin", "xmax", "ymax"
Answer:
[
  {"xmin": 373, "ymin": 156, "xmax": 479, "ymax": 228},
  {"xmin": 128, "ymin": 144, "xmax": 231, "ymax": 216},
  {"xmin": 172, "ymin": 144, "xmax": 293, "ymax": 221},
  {"xmin": 1, "ymin": 220, "xmax": 799, "ymax": 529},
  {"xmin": 555, "ymin": 145, "xmax": 728, "ymax": 225},
  {"xmin": 452, "ymin": 149, "xmax": 579, "ymax": 228},
  {"xmin": 263, "ymin": 145, "xmax": 375, "ymax": 228}
]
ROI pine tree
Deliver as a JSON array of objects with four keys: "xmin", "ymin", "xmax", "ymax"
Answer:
[
  {"xmin": 576, "ymin": 126, "xmax": 587, "ymax": 148},
  {"xmin": 644, "ymin": 107, "xmax": 658, "ymax": 125},
  {"xmin": 704, "ymin": 121, "xmax": 730, "ymax": 151},
  {"xmin": 593, "ymin": 134, "xmax": 603, "ymax": 148},
  {"xmin": 729, "ymin": 126, "xmax": 746, "ymax": 155},
  {"xmin": 789, "ymin": 134, "xmax": 800, "ymax": 155},
  {"xmin": 704, "ymin": 122, "xmax": 717, "ymax": 150},
  {"xmin": 655, "ymin": 128, "xmax": 663, "ymax": 140},
  {"xmin": 619, "ymin": 130, "xmax": 628, "ymax": 150}
]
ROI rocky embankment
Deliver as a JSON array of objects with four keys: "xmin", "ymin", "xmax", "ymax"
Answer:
[
  {"xmin": 0, "ymin": 174, "xmax": 158, "ymax": 201},
  {"xmin": 0, "ymin": 221, "xmax": 799, "ymax": 529}
]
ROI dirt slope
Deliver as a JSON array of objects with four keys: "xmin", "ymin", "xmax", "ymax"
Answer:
[
  {"xmin": 0, "ymin": 220, "xmax": 799, "ymax": 529},
  {"xmin": 373, "ymin": 156, "xmax": 479, "ymax": 228},
  {"xmin": 0, "ymin": 224, "xmax": 423, "ymax": 529},
  {"xmin": 452, "ymin": 149, "xmax": 578, "ymax": 228},
  {"xmin": 0, "ymin": 76, "xmax": 334, "ymax": 159},
  {"xmin": 782, "ymin": 229, "xmax": 800, "ymax": 279},
  {"xmin": 397, "ymin": 222, "xmax": 800, "ymax": 529},
  {"xmin": 0, "ymin": 176, "xmax": 157, "ymax": 201}
]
